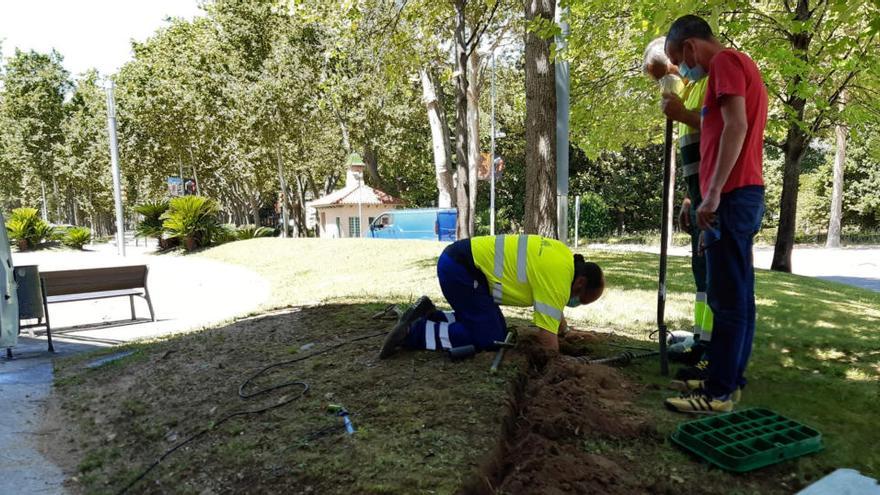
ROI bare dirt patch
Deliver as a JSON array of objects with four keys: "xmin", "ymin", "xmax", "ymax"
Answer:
[
  {"xmin": 465, "ymin": 334, "xmax": 661, "ymax": 495},
  {"xmin": 42, "ymin": 304, "xmax": 515, "ymax": 494}
]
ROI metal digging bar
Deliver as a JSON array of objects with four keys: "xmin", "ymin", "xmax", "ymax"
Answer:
[{"xmin": 657, "ymin": 117, "xmax": 674, "ymax": 376}]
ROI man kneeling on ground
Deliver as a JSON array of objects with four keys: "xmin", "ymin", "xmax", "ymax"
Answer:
[{"xmin": 379, "ymin": 234, "xmax": 605, "ymax": 358}]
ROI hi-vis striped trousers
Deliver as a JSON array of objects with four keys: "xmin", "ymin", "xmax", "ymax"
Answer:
[{"xmin": 404, "ymin": 247, "xmax": 507, "ymax": 352}]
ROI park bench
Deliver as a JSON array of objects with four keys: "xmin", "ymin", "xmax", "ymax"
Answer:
[{"xmin": 39, "ymin": 265, "xmax": 156, "ymax": 348}]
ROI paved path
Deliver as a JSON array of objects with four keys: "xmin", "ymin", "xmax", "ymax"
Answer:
[
  {"xmin": 0, "ymin": 338, "xmax": 95, "ymax": 494},
  {"xmin": 588, "ymin": 243, "xmax": 880, "ymax": 293},
  {"xmin": 1, "ymin": 241, "xmax": 269, "ymax": 494}
]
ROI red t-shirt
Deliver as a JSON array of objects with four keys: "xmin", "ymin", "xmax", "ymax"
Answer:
[{"xmin": 700, "ymin": 49, "xmax": 768, "ymax": 196}]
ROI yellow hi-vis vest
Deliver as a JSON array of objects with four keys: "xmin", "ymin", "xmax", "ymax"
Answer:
[{"xmin": 471, "ymin": 235, "xmax": 574, "ymax": 334}]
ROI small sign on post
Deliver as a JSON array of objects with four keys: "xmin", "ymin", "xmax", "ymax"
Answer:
[{"xmin": 167, "ymin": 177, "xmax": 197, "ymax": 197}]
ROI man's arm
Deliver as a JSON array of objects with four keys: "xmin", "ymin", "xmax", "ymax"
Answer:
[
  {"xmin": 558, "ymin": 316, "xmax": 568, "ymax": 338},
  {"xmin": 661, "ymin": 93, "xmax": 701, "ymax": 129},
  {"xmin": 533, "ymin": 328, "xmax": 560, "ymax": 351},
  {"xmin": 697, "ymin": 95, "xmax": 748, "ymax": 229}
]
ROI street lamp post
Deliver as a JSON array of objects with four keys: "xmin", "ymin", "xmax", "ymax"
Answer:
[
  {"xmin": 555, "ymin": 1, "xmax": 570, "ymax": 243},
  {"xmin": 490, "ymin": 51, "xmax": 497, "ymax": 236},
  {"xmin": 105, "ymin": 82, "xmax": 126, "ymax": 256},
  {"xmin": 358, "ymin": 174, "xmax": 363, "ymax": 238}
]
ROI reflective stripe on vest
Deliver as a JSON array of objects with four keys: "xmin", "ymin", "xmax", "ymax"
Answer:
[
  {"xmin": 534, "ymin": 300, "xmax": 563, "ymax": 321},
  {"xmin": 493, "ymin": 235, "xmax": 505, "ymax": 278},
  {"xmin": 516, "ymin": 234, "xmax": 528, "ymax": 283},
  {"xmin": 492, "ymin": 282, "xmax": 503, "ymax": 303},
  {"xmin": 491, "ymin": 235, "xmax": 530, "ymax": 303}
]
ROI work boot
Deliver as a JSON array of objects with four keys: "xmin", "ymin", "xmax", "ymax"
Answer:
[
  {"xmin": 664, "ymin": 390, "xmax": 733, "ymax": 415},
  {"xmin": 669, "ymin": 380, "xmax": 742, "ymax": 403},
  {"xmin": 378, "ymin": 296, "xmax": 436, "ymax": 359}
]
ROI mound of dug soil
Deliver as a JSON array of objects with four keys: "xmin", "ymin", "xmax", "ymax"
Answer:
[{"xmin": 467, "ymin": 340, "xmax": 661, "ymax": 494}]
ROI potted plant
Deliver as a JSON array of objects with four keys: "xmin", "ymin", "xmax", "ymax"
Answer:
[
  {"xmin": 161, "ymin": 196, "xmax": 221, "ymax": 251},
  {"xmin": 134, "ymin": 200, "xmax": 170, "ymax": 249},
  {"xmin": 5, "ymin": 208, "xmax": 54, "ymax": 251}
]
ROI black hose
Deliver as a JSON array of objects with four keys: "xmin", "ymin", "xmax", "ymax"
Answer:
[
  {"xmin": 116, "ymin": 330, "xmax": 387, "ymax": 495},
  {"xmin": 580, "ymin": 350, "xmax": 660, "ymax": 366}
]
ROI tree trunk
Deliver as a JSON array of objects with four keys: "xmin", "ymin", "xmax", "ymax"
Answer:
[
  {"xmin": 188, "ymin": 147, "xmax": 202, "ymax": 196},
  {"xmin": 771, "ymin": 10, "xmax": 810, "ymax": 273},
  {"xmin": 772, "ymin": 129, "xmax": 808, "ymax": 272},
  {"xmin": 523, "ymin": 0, "xmax": 557, "ymax": 237},
  {"xmin": 420, "ymin": 67, "xmax": 455, "ymax": 208},
  {"xmin": 323, "ymin": 172, "xmax": 340, "ymax": 196},
  {"xmin": 453, "ymin": 0, "xmax": 471, "ymax": 239},
  {"xmin": 294, "ymin": 175, "xmax": 309, "ymax": 236},
  {"xmin": 363, "ymin": 145, "xmax": 381, "ymax": 185},
  {"xmin": 250, "ymin": 193, "xmax": 261, "ymax": 226},
  {"xmin": 52, "ymin": 176, "xmax": 61, "ymax": 222},
  {"xmin": 467, "ymin": 49, "xmax": 481, "ymax": 237},
  {"xmin": 826, "ymin": 92, "xmax": 846, "ymax": 248},
  {"xmin": 276, "ymin": 145, "xmax": 290, "ymax": 237},
  {"xmin": 72, "ymin": 196, "xmax": 79, "ymax": 226},
  {"xmin": 334, "ymin": 106, "xmax": 352, "ymax": 154},
  {"xmin": 40, "ymin": 180, "xmax": 48, "ymax": 221}
]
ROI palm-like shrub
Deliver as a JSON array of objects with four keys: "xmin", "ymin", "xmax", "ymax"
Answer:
[
  {"xmin": 63, "ymin": 226, "xmax": 92, "ymax": 250},
  {"xmin": 35, "ymin": 222, "xmax": 60, "ymax": 243},
  {"xmin": 213, "ymin": 224, "xmax": 238, "ymax": 245},
  {"xmin": 236, "ymin": 224, "xmax": 276, "ymax": 240},
  {"xmin": 134, "ymin": 200, "xmax": 170, "ymax": 247},
  {"xmin": 161, "ymin": 196, "xmax": 221, "ymax": 251},
  {"xmin": 5, "ymin": 208, "xmax": 54, "ymax": 250}
]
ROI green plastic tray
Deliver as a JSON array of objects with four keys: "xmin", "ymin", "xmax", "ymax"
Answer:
[{"xmin": 670, "ymin": 408, "xmax": 823, "ymax": 472}]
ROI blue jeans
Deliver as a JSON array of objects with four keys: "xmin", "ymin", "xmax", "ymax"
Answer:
[
  {"xmin": 686, "ymin": 174, "xmax": 708, "ymax": 294},
  {"xmin": 703, "ymin": 186, "xmax": 765, "ymax": 397},
  {"xmin": 404, "ymin": 242, "xmax": 507, "ymax": 352}
]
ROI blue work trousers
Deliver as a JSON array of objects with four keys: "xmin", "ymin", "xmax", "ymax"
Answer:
[
  {"xmin": 703, "ymin": 186, "xmax": 765, "ymax": 397},
  {"xmin": 405, "ymin": 245, "xmax": 507, "ymax": 352}
]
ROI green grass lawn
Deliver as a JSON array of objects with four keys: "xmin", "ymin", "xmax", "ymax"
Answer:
[
  {"xmin": 203, "ymin": 238, "xmax": 880, "ymax": 480},
  {"xmin": 40, "ymin": 237, "xmax": 879, "ymax": 494}
]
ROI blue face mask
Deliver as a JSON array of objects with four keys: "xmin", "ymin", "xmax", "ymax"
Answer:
[
  {"xmin": 679, "ymin": 62, "xmax": 705, "ymax": 82},
  {"xmin": 566, "ymin": 296, "xmax": 581, "ymax": 308}
]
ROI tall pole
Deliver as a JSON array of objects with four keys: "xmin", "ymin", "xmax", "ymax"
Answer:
[
  {"xmin": 40, "ymin": 181, "xmax": 48, "ymax": 221},
  {"xmin": 657, "ymin": 118, "xmax": 674, "ymax": 376},
  {"xmin": 358, "ymin": 174, "xmax": 363, "ymax": 238},
  {"xmin": 490, "ymin": 51, "xmax": 497, "ymax": 236},
  {"xmin": 573, "ymin": 195, "xmax": 580, "ymax": 247},
  {"xmin": 106, "ymin": 83, "xmax": 126, "ymax": 256},
  {"xmin": 555, "ymin": 2, "xmax": 570, "ymax": 243},
  {"xmin": 276, "ymin": 146, "xmax": 289, "ymax": 238}
]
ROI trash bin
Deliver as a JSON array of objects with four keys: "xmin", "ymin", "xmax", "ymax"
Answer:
[
  {"xmin": 15, "ymin": 265, "xmax": 43, "ymax": 321},
  {"xmin": 1, "ymin": 211, "xmax": 19, "ymax": 351}
]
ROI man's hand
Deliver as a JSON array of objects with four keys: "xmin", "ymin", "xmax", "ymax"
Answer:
[
  {"xmin": 697, "ymin": 191, "xmax": 720, "ymax": 230},
  {"xmin": 679, "ymin": 197, "xmax": 692, "ymax": 232},
  {"xmin": 661, "ymin": 92, "xmax": 686, "ymax": 122}
]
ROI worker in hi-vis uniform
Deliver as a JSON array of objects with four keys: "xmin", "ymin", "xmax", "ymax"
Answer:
[{"xmin": 379, "ymin": 235, "xmax": 605, "ymax": 359}]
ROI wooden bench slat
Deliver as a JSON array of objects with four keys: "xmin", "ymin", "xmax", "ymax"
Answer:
[
  {"xmin": 46, "ymin": 289, "xmax": 145, "ymax": 304},
  {"xmin": 40, "ymin": 265, "xmax": 148, "ymax": 296}
]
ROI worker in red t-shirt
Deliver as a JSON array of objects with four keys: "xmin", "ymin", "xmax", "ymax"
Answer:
[{"xmin": 662, "ymin": 15, "xmax": 768, "ymax": 414}]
